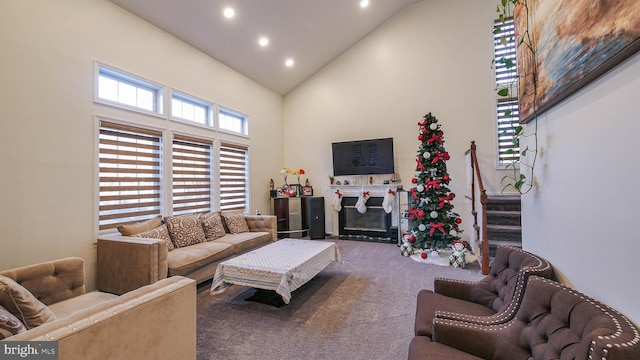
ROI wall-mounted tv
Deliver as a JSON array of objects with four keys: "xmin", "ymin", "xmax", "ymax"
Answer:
[{"xmin": 331, "ymin": 137, "xmax": 395, "ymax": 176}]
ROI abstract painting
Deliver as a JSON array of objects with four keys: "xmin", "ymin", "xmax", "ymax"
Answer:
[{"xmin": 514, "ymin": 0, "xmax": 640, "ymax": 122}]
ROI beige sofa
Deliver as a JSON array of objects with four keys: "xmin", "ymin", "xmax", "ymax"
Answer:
[
  {"xmin": 1, "ymin": 257, "xmax": 196, "ymax": 360},
  {"xmin": 97, "ymin": 213, "xmax": 277, "ymax": 295}
]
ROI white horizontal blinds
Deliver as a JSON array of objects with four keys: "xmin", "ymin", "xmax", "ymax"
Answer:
[
  {"xmin": 497, "ymin": 98, "xmax": 520, "ymax": 163},
  {"xmin": 494, "ymin": 17, "xmax": 517, "ymax": 86},
  {"xmin": 494, "ymin": 16, "xmax": 520, "ymax": 165},
  {"xmin": 98, "ymin": 121, "xmax": 162, "ymax": 231},
  {"xmin": 219, "ymin": 143, "xmax": 248, "ymax": 212},
  {"xmin": 172, "ymin": 135, "xmax": 212, "ymax": 216}
]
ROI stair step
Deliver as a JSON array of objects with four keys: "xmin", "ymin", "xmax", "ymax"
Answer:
[
  {"xmin": 486, "ymin": 210, "xmax": 521, "ymax": 226},
  {"xmin": 487, "ymin": 224, "xmax": 522, "ymax": 242},
  {"xmin": 486, "ymin": 195, "xmax": 521, "ymax": 212}
]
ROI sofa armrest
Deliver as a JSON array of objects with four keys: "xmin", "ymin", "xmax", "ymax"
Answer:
[
  {"xmin": 433, "ymin": 277, "xmax": 479, "ymax": 301},
  {"xmin": 245, "ymin": 214, "xmax": 277, "ymax": 242},
  {"xmin": 6, "ymin": 276, "xmax": 196, "ymax": 360},
  {"xmin": 97, "ymin": 234, "xmax": 168, "ymax": 295},
  {"xmin": 0, "ymin": 257, "xmax": 85, "ymax": 305}
]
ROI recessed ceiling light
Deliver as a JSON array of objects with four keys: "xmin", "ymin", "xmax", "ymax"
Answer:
[
  {"xmin": 223, "ymin": 7, "xmax": 235, "ymax": 18},
  {"xmin": 285, "ymin": 58, "xmax": 294, "ymax": 67},
  {"xmin": 259, "ymin": 37, "xmax": 269, "ymax": 47},
  {"xmin": 360, "ymin": 0, "xmax": 370, "ymax": 8}
]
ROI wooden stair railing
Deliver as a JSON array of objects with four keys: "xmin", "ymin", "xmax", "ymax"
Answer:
[{"xmin": 465, "ymin": 141, "xmax": 489, "ymax": 275}]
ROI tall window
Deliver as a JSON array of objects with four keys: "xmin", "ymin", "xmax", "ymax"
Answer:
[
  {"xmin": 97, "ymin": 66, "xmax": 163, "ymax": 114},
  {"xmin": 98, "ymin": 121, "xmax": 162, "ymax": 231},
  {"xmin": 219, "ymin": 143, "xmax": 248, "ymax": 212},
  {"xmin": 172, "ymin": 135, "xmax": 212, "ymax": 215},
  {"xmin": 219, "ymin": 108, "xmax": 248, "ymax": 135},
  {"xmin": 493, "ymin": 17, "xmax": 520, "ymax": 165}
]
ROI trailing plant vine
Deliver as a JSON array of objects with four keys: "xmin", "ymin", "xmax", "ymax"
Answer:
[{"xmin": 494, "ymin": 0, "xmax": 538, "ymax": 194}]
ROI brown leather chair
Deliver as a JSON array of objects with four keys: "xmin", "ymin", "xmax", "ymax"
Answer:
[
  {"xmin": 409, "ymin": 276, "xmax": 640, "ymax": 359},
  {"xmin": 414, "ymin": 246, "xmax": 553, "ymax": 337}
]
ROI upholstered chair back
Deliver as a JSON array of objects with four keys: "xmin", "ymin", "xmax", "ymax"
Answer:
[
  {"xmin": 0, "ymin": 257, "xmax": 85, "ymax": 305},
  {"xmin": 469, "ymin": 246, "xmax": 553, "ymax": 313}
]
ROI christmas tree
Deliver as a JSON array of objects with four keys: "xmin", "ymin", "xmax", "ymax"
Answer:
[{"xmin": 408, "ymin": 113, "xmax": 462, "ymax": 250}]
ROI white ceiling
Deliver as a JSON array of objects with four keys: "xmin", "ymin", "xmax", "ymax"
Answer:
[{"xmin": 108, "ymin": 0, "xmax": 423, "ymax": 95}]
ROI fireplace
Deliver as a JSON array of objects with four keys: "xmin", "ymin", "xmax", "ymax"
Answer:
[{"xmin": 338, "ymin": 197, "xmax": 392, "ymax": 241}]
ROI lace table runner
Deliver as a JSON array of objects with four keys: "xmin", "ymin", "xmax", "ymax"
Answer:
[{"xmin": 210, "ymin": 238, "xmax": 341, "ymax": 304}]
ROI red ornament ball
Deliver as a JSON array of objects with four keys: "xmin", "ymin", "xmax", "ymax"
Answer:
[
  {"xmin": 408, "ymin": 236, "xmax": 416, "ymax": 243},
  {"xmin": 412, "ymin": 178, "xmax": 418, "ymax": 184},
  {"xmin": 421, "ymin": 252, "xmax": 428, "ymax": 259},
  {"xmin": 454, "ymin": 224, "xmax": 459, "ymax": 228},
  {"xmin": 443, "ymin": 175, "xmax": 450, "ymax": 182},
  {"xmin": 450, "ymin": 193, "xmax": 456, "ymax": 199},
  {"xmin": 418, "ymin": 134, "xmax": 424, "ymax": 140},
  {"xmin": 455, "ymin": 218, "xmax": 462, "ymax": 224},
  {"xmin": 418, "ymin": 210, "xmax": 425, "ymax": 218}
]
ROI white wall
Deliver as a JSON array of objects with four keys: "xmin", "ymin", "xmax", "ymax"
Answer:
[
  {"xmin": 0, "ymin": 0, "xmax": 283, "ymax": 288},
  {"xmin": 284, "ymin": 0, "xmax": 506, "ymax": 239},
  {"xmin": 522, "ymin": 52, "xmax": 640, "ymax": 324}
]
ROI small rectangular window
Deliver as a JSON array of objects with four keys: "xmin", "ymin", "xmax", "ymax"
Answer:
[
  {"xmin": 97, "ymin": 65, "xmax": 163, "ymax": 114},
  {"xmin": 171, "ymin": 91, "xmax": 212, "ymax": 126},
  {"xmin": 219, "ymin": 108, "xmax": 248, "ymax": 135}
]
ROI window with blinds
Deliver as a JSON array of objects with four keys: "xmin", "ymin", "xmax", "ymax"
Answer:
[
  {"xmin": 494, "ymin": 17, "xmax": 520, "ymax": 165},
  {"xmin": 219, "ymin": 143, "xmax": 248, "ymax": 212},
  {"xmin": 98, "ymin": 121, "xmax": 162, "ymax": 231},
  {"xmin": 172, "ymin": 135, "xmax": 212, "ymax": 215}
]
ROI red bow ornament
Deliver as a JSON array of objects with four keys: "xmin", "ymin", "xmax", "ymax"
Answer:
[
  {"xmin": 416, "ymin": 157, "xmax": 425, "ymax": 170},
  {"xmin": 429, "ymin": 222, "xmax": 445, "ymax": 236},
  {"xmin": 427, "ymin": 134, "xmax": 443, "ymax": 144},
  {"xmin": 439, "ymin": 194, "xmax": 454, "ymax": 208},
  {"xmin": 426, "ymin": 179, "xmax": 441, "ymax": 190},
  {"xmin": 432, "ymin": 151, "xmax": 450, "ymax": 164}
]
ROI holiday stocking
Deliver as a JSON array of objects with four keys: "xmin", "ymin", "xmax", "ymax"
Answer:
[
  {"xmin": 332, "ymin": 190, "xmax": 343, "ymax": 212},
  {"xmin": 355, "ymin": 191, "xmax": 370, "ymax": 214},
  {"xmin": 382, "ymin": 189, "xmax": 396, "ymax": 214}
]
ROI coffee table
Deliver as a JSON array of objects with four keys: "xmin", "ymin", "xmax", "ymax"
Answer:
[{"xmin": 210, "ymin": 238, "xmax": 341, "ymax": 306}]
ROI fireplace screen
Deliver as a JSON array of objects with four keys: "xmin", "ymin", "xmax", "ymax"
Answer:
[{"xmin": 338, "ymin": 197, "xmax": 391, "ymax": 239}]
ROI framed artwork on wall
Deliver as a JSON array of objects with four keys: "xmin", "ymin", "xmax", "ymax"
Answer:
[
  {"xmin": 515, "ymin": 1, "xmax": 640, "ymax": 123},
  {"xmin": 301, "ymin": 186, "xmax": 313, "ymax": 196}
]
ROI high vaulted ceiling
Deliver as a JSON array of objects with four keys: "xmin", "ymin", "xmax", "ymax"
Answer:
[{"xmin": 108, "ymin": 0, "xmax": 423, "ymax": 95}]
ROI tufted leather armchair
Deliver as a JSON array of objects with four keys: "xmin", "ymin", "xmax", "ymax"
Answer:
[
  {"xmin": 409, "ymin": 275, "xmax": 640, "ymax": 359},
  {"xmin": 414, "ymin": 246, "xmax": 553, "ymax": 338}
]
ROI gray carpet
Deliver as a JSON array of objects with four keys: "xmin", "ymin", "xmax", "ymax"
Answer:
[{"xmin": 196, "ymin": 239, "xmax": 485, "ymax": 360}]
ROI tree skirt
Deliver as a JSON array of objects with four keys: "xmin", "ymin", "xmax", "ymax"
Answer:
[{"xmin": 409, "ymin": 249, "xmax": 479, "ymax": 266}]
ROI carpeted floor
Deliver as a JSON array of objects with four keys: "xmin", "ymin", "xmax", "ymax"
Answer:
[{"xmin": 196, "ymin": 239, "xmax": 485, "ymax": 360}]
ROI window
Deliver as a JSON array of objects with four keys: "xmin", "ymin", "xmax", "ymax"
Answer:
[
  {"xmin": 219, "ymin": 143, "xmax": 248, "ymax": 211},
  {"xmin": 171, "ymin": 91, "xmax": 212, "ymax": 126},
  {"xmin": 219, "ymin": 108, "xmax": 248, "ymax": 135},
  {"xmin": 172, "ymin": 135, "xmax": 212, "ymax": 216},
  {"xmin": 493, "ymin": 17, "xmax": 520, "ymax": 165},
  {"xmin": 98, "ymin": 120, "xmax": 162, "ymax": 231},
  {"xmin": 98, "ymin": 66, "xmax": 163, "ymax": 114}
]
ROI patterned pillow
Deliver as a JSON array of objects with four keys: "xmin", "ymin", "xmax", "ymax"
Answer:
[
  {"xmin": 0, "ymin": 275, "xmax": 57, "ymax": 330},
  {"xmin": 202, "ymin": 212, "xmax": 227, "ymax": 241},
  {"xmin": 0, "ymin": 304, "xmax": 27, "ymax": 339},
  {"xmin": 221, "ymin": 212, "xmax": 250, "ymax": 234},
  {"xmin": 136, "ymin": 224, "xmax": 175, "ymax": 251},
  {"xmin": 164, "ymin": 214, "xmax": 206, "ymax": 248}
]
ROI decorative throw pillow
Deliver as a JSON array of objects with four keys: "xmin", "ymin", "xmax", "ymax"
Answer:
[
  {"xmin": 117, "ymin": 215, "xmax": 163, "ymax": 236},
  {"xmin": 135, "ymin": 224, "xmax": 175, "ymax": 251},
  {"xmin": 221, "ymin": 212, "xmax": 250, "ymax": 234},
  {"xmin": 0, "ymin": 304, "xmax": 27, "ymax": 339},
  {"xmin": 0, "ymin": 275, "xmax": 57, "ymax": 330},
  {"xmin": 201, "ymin": 212, "xmax": 227, "ymax": 240},
  {"xmin": 164, "ymin": 214, "xmax": 206, "ymax": 248}
]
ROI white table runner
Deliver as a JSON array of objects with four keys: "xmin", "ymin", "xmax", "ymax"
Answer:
[{"xmin": 210, "ymin": 238, "xmax": 341, "ymax": 304}]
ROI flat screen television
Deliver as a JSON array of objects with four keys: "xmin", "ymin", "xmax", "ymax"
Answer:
[{"xmin": 331, "ymin": 138, "xmax": 395, "ymax": 176}]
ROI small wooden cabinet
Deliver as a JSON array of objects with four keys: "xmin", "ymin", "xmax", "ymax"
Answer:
[{"xmin": 272, "ymin": 197, "xmax": 325, "ymax": 239}]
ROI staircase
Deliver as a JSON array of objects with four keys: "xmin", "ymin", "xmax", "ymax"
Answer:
[{"xmin": 486, "ymin": 195, "xmax": 522, "ymax": 256}]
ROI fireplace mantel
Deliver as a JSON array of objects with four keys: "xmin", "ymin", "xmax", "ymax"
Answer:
[{"xmin": 328, "ymin": 184, "xmax": 401, "ymax": 197}]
